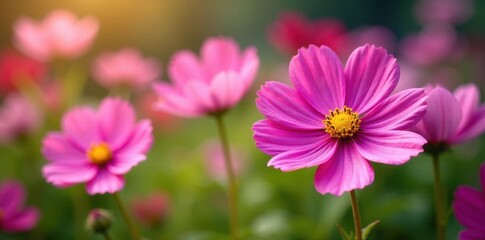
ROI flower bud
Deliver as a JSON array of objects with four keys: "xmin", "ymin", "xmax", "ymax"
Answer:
[{"xmin": 85, "ymin": 209, "xmax": 113, "ymax": 234}]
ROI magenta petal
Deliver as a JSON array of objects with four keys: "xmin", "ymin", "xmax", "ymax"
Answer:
[
  {"xmin": 256, "ymin": 81, "xmax": 324, "ymax": 129},
  {"xmin": 98, "ymin": 97, "xmax": 135, "ymax": 149},
  {"xmin": 182, "ymin": 80, "xmax": 215, "ymax": 112},
  {"xmin": 451, "ymin": 106, "xmax": 485, "ymax": 144},
  {"xmin": 153, "ymin": 83, "xmax": 203, "ymax": 117},
  {"xmin": 168, "ymin": 50, "xmax": 206, "ymax": 85},
  {"xmin": 353, "ymin": 130, "xmax": 426, "ymax": 165},
  {"xmin": 107, "ymin": 154, "xmax": 146, "ymax": 175},
  {"xmin": 314, "ymin": 143, "xmax": 374, "ymax": 196},
  {"xmin": 460, "ymin": 230, "xmax": 485, "ymax": 240},
  {"xmin": 42, "ymin": 133, "xmax": 86, "ymax": 163},
  {"xmin": 209, "ymin": 71, "xmax": 246, "ymax": 110},
  {"xmin": 417, "ymin": 86, "xmax": 462, "ymax": 142},
  {"xmin": 289, "ymin": 45, "xmax": 345, "ymax": 115},
  {"xmin": 252, "ymin": 119, "xmax": 327, "ymax": 156},
  {"xmin": 267, "ymin": 132, "xmax": 337, "ymax": 171},
  {"xmin": 61, "ymin": 107, "xmax": 99, "ymax": 150},
  {"xmin": 239, "ymin": 47, "xmax": 259, "ymax": 88},
  {"xmin": 115, "ymin": 120, "xmax": 153, "ymax": 155},
  {"xmin": 2, "ymin": 208, "xmax": 40, "ymax": 232},
  {"xmin": 86, "ymin": 170, "xmax": 124, "ymax": 195},
  {"xmin": 344, "ymin": 44, "xmax": 399, "ymax": 114},
  {"xmin": 362, "ymin": 88, "xmax": 427, "ymax": 130},
  {"xmin": 42, "ymin": 163, "xmax": 97, "ymax": 187},
  {"xmin": 201, "ymin": 37, "xmax": 241, "ymax": 76},
  {"xmin": 0, "ymin": 181, "xmax": 25, "ymax": 212},
  {"xmin": 453, "ymin": 186, "xmax": 485, "ymax": 231},
  {"xmin": 481, "ymin": 164, "xmax": 485, "ymax": 191},
  {"xmin": 454, "ymin": 84, "xmax": 480, "ymax": 129}
]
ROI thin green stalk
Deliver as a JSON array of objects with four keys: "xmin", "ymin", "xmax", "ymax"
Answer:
[
  {"xmin": 350, "ymin": 190, "xmax": 362, "ymax": 240},
  {"xmin": 112, "ymin": 192, "xmax": 141, "ymax": 240},
  {"xmin": 432, "ymin": 154, "xmax": 445, "ymax": 240},
  {"xmin": 214, "ymin": 114, "xmax": 239, "ymax": 240}
]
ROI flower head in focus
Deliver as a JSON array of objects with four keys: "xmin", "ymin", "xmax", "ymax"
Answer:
[
  {"xmin": 42, "ymin": 97, "xmax": 153, "ymax": 194},
  {"xmin": 453, "ymin": 163, "xmax": 485, "ymax": 240},
  {"xmin": 413, "ymin": 84, "xmax": 485, "ymax": 151},
  {"xmin": 92, "ymin": 48, "xmax": 161, "ymax": 90},
  {"xmin": 267, "ymin": 11, "xmax": 348, "ymax": 56},
  {"xmin": 0, "ymin": 93, "xmax": 43, "ymax": 143},
  {"xmin": 253, "ymin": 44, "xmax": 428, "ymax": 196},
  {"xmin": 0, "ymin": 50, "xmax": 46, "ymax": 95},
  {"xmin": 153, "ymin": 36, "xmax": 259, "ymax": 117},
  {"xmin": 13, "ymin": 9, "xmax": 99, "ymax": 62},
  {"xmin": 0, "ymin": 180, "xmax": 40, "ymax": 232}
]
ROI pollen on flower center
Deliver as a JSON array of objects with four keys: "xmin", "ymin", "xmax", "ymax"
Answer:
[
  {"xmin": 324, "ymin": 106, "xmax": 361, "ymax": 138},
  {"xmin": 87, "ymin": 143, "xmax": 113, "ymax": 165}
]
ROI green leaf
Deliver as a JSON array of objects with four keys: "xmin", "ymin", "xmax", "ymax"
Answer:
[
  {"xmin": 362, "ymin": 220, "xmax": 380, "ymax": 240},
  {"xmin": 336, "ymin": 224, "xmax": 352, "ymax": 240}
]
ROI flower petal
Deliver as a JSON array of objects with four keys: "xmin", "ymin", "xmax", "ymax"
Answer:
[
  {"xmin": 344, "ymin": 44, "xmax": 399, "ymax": 114},
  {"xmin": 201, "ymin": 37, "xmax": 241, "ymax": 76},
  {"xmin": 414, "ymin": 86, "xmax": 462, "ymax": 142},
  {"xmin": 289, "ymin": 45, "xmax": 345, "ymax": 115},
  {"xmin": 266, "ymin": 131, "xmax": 337, "ymax": 171},
  {"xmin": 168, "ymin": 50, "xmax": 206, "ymax": 85},
  {"xmin": 314, "ymin": 143, "xmax": 374, "ymax": 196},
  {"xmin": 86, "ymin": 170, "xmax": 124, "ymax": 195},
  {"xmin": 454, "ymin": 84, "xmax": 480, "ymax": 130},
  {"xmin": 13, "ymin": 18, "xmax": 50, "ymax": 61},
  {"xmin": 209, "ymin": 71, "xmax": 246, "ymax": 110},
  {"xmin": 2, "ymin": 208, "xmax": 40, "ymax": 232},
  {"xmin": 252, "ymin": 119, "xmax": 327, "ymax": 156},
  {"xmin": 115, "ymin": 120, "xmax": 153, "ymax": 155},
  {"xmin": 42, "ymin": 163, "xmax": 97, "ymax": 187},
  {"xmin": 42, "ymin": 133, "xmax": 86, "ymax": 163},
  {"xmin": 256, "ymin": 81, "xmax": 324, "ymax": 129},
  {"xmin": 239, "ymin": 47, "xmax": 259, "ymax": 89},
  {"xmin": 451, "ymin": 106, "xmax": 485, "ymax": 144},
  {"xmin": 107, "ymin": 154, "xmax": 146, "ymax": 175},
  {"xmin": 459, "ymin": 230, "xmax": 485, "ymax": 240},
  {"xmin": 182, "ymin": 80, "xmax": 215, "ymax": 112},
  {"xmin": 153, "ymin": 83, "xmax": 204, "ymax": 117},
  {"xmin": 353, "ymin": 130, "xmax": 426, "ymax": 165},
  {"xmin": 61, "ymin": 107, "xmax": 99, "ymax": 150},
  {"xmin": 361, "ymin": 88, "xmax": 427, "ymax": 130},
  {"xmin": 453, "ymin": 186, "xmax": 485, "ymax": 231},
  {"xmin": 0, "ymin": 181, "xmax": 25, "ymax": 212},
  {"xmin": 98, "ymin": 97, "xmax": 135, "ymax": 149}
]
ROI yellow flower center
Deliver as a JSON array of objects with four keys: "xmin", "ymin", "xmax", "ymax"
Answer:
[
  {"xmin": 324, "ymin": 106, "xmax": 361, "ymax": 138},
  {"xmin": 87, "ymin": 143, "xmax": 113, "ymax": 165}
]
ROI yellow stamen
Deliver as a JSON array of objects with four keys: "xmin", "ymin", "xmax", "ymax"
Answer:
[
  {"xmin": 87, "ymin": 143, "xmax": 113, "ymax": 165},
  {"xmin": 324, "ymin": 106, "xmax": 361, "ymax": 138}
]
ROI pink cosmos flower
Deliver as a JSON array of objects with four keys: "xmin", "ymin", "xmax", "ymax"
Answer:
[
  {"xmin": 413, "ymin": 84, "xmax": 485, "ymax": 145},
  {"xmin": 267, "ymin": 11, "xmax": 348, "ymax": 56},
  {"xmin": 415, "ymin": 0, "xmax": 473, "ymax": 25},
  {"xmin": 153, "ymin": 37, "xmax": 259, "ymax": 117},
  {"xmin": 252, "ymin": 44, "xmax": 428, "ymax": 196},
  {"xmin": 41, "ymin": 97, "xmax": 153, "ymax": 195},
  {"xmin": 92, "ymin": 48, "xmax": 161, "ymax": 90},
  {"xmin": 13, "ymin": 10, "xmax": 99, "ymax": 62},
  {"xmin": 453, "ymin": 163, "xmax": 485, "ymax": 240},
  {"xmin": 0, "ymin": 180, "xmax": 40, "ymax": 232},
  {"xmin": 0, "ymin": 94, "xmax": 43, "ymax": 143}
]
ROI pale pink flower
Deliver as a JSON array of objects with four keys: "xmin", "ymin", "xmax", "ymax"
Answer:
[
  {"xmin": 92, "ymin": 48, "xmax": 161, "ymax": 90},
  {"xmin": 0, "ymin": 180, "xmax": 40, "ymax": 232},
  {"xmin": 202, "ymin": 140, "xmax": 246, "ymax": 180},
  {"xmin": 153, "ymin": 37, "xmax": 259, "ymax": 117},
  {"xmin": 453, "ymin": 163, "xmax": 485, "ymax": 240},
  {"xmin": 13, "ymin": 10, "xmax": 99, "ymax": 62},
  {"xmin": 0, "ymin": 94, "xmax": 42, "ymax": 143},
  {"xmin": 253, "ymin": 44, "xmax": 428, "ymax": 196},
  {"xmin": 41, "ymin": 97, "xmax": 153, "ymax": 195},
  {"xmin": 413, "ymin": 84, "xmax": 485, "ymax": 145},
  {"xmin": 415, "ymin": 0, "xmax": 473, "ymax": 25}
]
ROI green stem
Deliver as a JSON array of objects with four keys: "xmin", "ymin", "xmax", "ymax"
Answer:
[
  {"xmin": 102, "ymin": 232, "xmax": 113, "ymax": 240},
  {"xmin": 112, "ymin": 192, "xmax": 141, "ymax": 240},
  {"xmin": 214, "ymin": 114, "xmax": 239, "ymax": 240},
  {"xmin": 350, "ymin": 190, "xmax": 362, "ymax": 240},
  {"xmin": 432, "ymin": 154, "xmax": 445, "ymax": 240}
]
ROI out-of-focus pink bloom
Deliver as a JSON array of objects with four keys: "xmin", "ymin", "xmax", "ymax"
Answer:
[
  {"xmin": 400, "ymin": 26, "xmax": 462, "ymax": 67},
  {"xmin": 92, "ymin": 48, "xmax": 161, "ymax": 90},
  {"xmin": 415, "ymin": 0, "xmax": 473, "ymax": 25},
  {"xmin": 0, "ymin": 180, "xmax": 40, "ymax": 232},
  {"xmin": 0, "ymin": 94, "xmax": 42, "ymax": 143},
  {"xmin": 349, "ymin": 26, "xmax": 396, "ymax": 53},
  {"xmin": 136, "ymin": 92, "xmax": 181, "ymax": 132},
  {"xmin": 39, "ymin": 81, "xmax": 62, "ymax": 112},
  {"xmin": 153, "ymin": 37, "xmax": 259, "ymax": 117},
  {"xmin": 0, "ymin": 50, "xmax": 46, "ymax": 95},
  {"xmin": 394, "ymin": 62, "xmax": 422, "ymax": 93},
  {"xmin": 453, "ymin": 163, "xmax": 485, "ymax": 240},
  {"xmin": 202, "ymin": 140, "xmax": 245, "ymax": 180},
  {"xmin": 13, "ymin": 10, "xmax": 99, "ymax": 62},
  {"xmin": 267, "ymin": 11, "xmax": 348, "ymax": 56},
  {"xmin": 413, "ymin": 84, "xmax": 485, "ymax": 145},
  {"xmin": 131, "ymin": 192, "xmax": 169, "ymax": 227},
  {"xmin": 41, "ymin": 97, "xmax": 153, "ymax": 195},
  {"xmin": 253, "ymin": 44, "xmax": 427, "ymax": 196}
]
